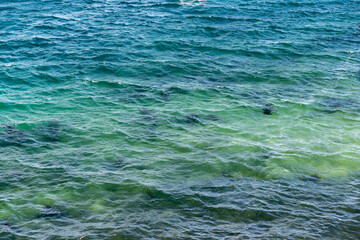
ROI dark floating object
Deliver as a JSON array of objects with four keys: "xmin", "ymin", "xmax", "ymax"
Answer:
[
  {"xmin": 263, "ymin": 104, "xmax": 274, "ymax": 115},
  {"xmin": 36, "ymin": 206, "xmax": 61, "ymax": 218}
]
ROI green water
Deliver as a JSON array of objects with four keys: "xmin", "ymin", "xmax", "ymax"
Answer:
[{"xmin": 1, "ymin": 0, "xmax": 360, "ymax": 239}]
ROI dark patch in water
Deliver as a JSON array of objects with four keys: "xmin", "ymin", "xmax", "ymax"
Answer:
[
  {"xmin": 36, "ymin": 206, "xmax": 62, "ymax": 218},
  {"xmin": 0, "ymin": 222, "xmax": 18, "ymax": 240},
  {"xmin": 309, "ymin": 174, "xmax": 321, "ymax": 181},
  {"xmin": 302, "ymin": 174, "xmax": 321, "ymax": 182},
  {"xmin": 175, "ymin": 113, "xmax": 217, "ymax": 126},
  {"xmin": 145, "ymin": 189, "xmax": 156, "ymax": 199},
  {"xmin": 0, "ymin": 124, "xmax": 31, "ymax": 146},
  {"xmin": 204, "ymin": 114, "xmax": 219, "ymax": 121},
  {"xmin": 184, "ymin": 114, "xmax": 204, "ymax": 124},
  {"xmin": 143, "ymin": 187, "xmax": 184, "ymax": 207},
  {"xmin": 114, "ymin": 157, "xmax": 126, "ymax": 169},
  {"xmin": 2, "ymin": 222, "xmax": 16, "ymax": 231},
  {"xmin": 139, "ymin": 108, "xmax": 155, "ymax": 120},
  {"xmin": 159, "ymin": 90, "xmax": 169, "ymax": 100},
  {"xmin": 310, "ymin": 174, "xmax": 321, "ymax": 179},
  {"xmin": 240, "ymin": 91, "xmax": 264, "ymax": 100},
  {"xmin": 319, "ymin": 97, "xmax": 357, "ymax": 113},
  {"xmin": 108, "ymin": 156, "xmax": 127, "ymax": 171},
  {"xmin": 263, "ymin": 104, "xmax": 274, "ymax": 115},
  {"xmin": 4, "ymin": 124, "xmax": 25, "ymax": 137},
  {"xmin": 156, "ymin": 86, "xmax": 190, "ymax": 101},
  {"xmin": 138, "ymin": 108, "xmax": 159, "ymax": 140},
  {"xmin": 222, "ymin": 172, "xmax": 234, "ymax": 178},
  {"xmin": 139, "ymin": 108, "xmax": 159, "ymax": 128},
  {"xmin": 43, "ymin": 120, "xmax": 61, "ymax": 141},
  {"xmin": 167, "ymin": 86, "xmax": 189, "ymax": 95},
  {"xmin": 206, "ymin": 206, "xmax": 277, "ymax": 223}
]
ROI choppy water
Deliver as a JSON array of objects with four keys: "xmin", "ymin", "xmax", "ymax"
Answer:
[{"xmin": 0, "ymin": 0, "xmax": 360, "ymax": 239}]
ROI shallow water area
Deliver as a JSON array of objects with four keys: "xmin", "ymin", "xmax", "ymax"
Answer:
[{"xmin": 0, "ymin": 0, "xmax": 360, "ymax": 239}]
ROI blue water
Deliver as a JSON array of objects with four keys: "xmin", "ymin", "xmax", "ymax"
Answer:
[{"xmin": 1, "ymin": 0, "xmax": 360, "ymax": 239}]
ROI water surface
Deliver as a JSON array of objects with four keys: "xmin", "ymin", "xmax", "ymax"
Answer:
[{"xmin": 0, "ymin": 0, "xmax": 360, "ymax": 239}]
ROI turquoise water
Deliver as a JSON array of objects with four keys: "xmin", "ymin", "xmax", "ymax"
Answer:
[{"xmin": 1, "ymin": 0, "xmax": 360, "ymax": 239}]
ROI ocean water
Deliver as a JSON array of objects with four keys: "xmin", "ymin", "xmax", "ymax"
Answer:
[{"xmin": 0, "ymin": 0, "xmax": 360, "ymax": 239}]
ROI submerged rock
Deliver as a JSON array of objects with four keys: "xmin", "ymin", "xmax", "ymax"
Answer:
[
  {"xmin": 0, "ymin": 124, "xmax": 29, "ymax": 146},
  {"xmin": 4, "ymin": 124, "xmax": 25, "ymax": 137},
  {"xmin": 263, "ymin": 104, "xmax": 275, "ymax": 115}
]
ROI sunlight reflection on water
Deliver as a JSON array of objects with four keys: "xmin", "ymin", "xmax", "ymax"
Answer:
[{"xmin": 180, "ymin": 0, "xmax": 206, "ymax": 6}]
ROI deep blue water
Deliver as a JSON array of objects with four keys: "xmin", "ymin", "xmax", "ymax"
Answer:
[{"xmin": 0, "ymin": 0, "xmax": 360, "ymax": 239}]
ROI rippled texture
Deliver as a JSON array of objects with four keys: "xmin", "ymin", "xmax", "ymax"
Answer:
[{"xmin": 1, "ymin": 0, "xmax": 360, "ymax": 239}]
